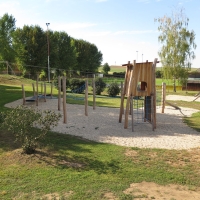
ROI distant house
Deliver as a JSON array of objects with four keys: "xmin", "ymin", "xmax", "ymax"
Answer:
[
  {"xmin": 182, "ymin": 78, "xmax": 200, "ymax": 91},
  {"xmin": 98, "ymin": 73, "xmax": 103, "ymax": 78}
]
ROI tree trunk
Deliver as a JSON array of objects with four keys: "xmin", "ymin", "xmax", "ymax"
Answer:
[{"xmin": 173, "ymin": 78, "xmax": 176, "ymax": 92}]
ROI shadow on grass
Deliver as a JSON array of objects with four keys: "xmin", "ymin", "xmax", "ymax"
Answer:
[
  {"xmin": 0, "ymin": 129, "xmax": 121, "ymax": 174},
  {"xmin": 0, "ymin": 130, "xmax": 21, "ymax": 152},
  {"xmin": 0, "ymin": 85, "xmax": 32, "ymax": 111},
  {"xmin": 38, "ymin": 131, "xmax": 121, "ymax": 174}
]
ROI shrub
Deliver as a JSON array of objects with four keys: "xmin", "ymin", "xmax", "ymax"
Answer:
[
  {"xmin": 155, "ymin": 70, "xmax": 163, "ymax": 78},
  {"xmin": 0, "ymin": 112, "xmax": 6, "ymax": 124},
  {"xmin": 69, "ymin": 78, "xmax": 85, "ymax": 93},
  {"xmin": 107, "ymin": 83, "xmax": 120, "ymax": 97},
  {"xmin": 113, "ymin": 72, "xmax": 125, "ymax": 78},
  {"xmin": 95, "ymin": 78, "xmax": 106, "ymax": 95},
  {"xmin": 54, "ymin": 76, "xmax": 70, "ymax": 91},
  {"xmin": 1, "ymin": 106, "xmax": 61, "ymax": 154}
]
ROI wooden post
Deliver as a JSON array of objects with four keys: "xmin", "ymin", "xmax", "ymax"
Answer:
[
  {"xmin": 50, "ymin": 82, "xmax": 53, "ymax": 99},
  {"xmin": 44, "ymin": 82, "xmax": 46, "ymax": 102},
  {"xmin": 161, "ymin": 82, "xmax": 166, "ymax": 113},
  {"xmin": 41, "ymin": 82, "xmax": 43, "ymax": 94},
  {"xmin": 151, "ymin": 95, "xmax": 154, "ymax": 131},
  {"xmin": 22, "ymin": 84, "xmax": 26, "ymax": 105},
  {"xmin": 36, "ymin": 74, "xmax": 39, "ymax": 106},
  {"xmin": 153, "ymin": 58, "xmax": 157, "ymax": 129},
  {"xmin": 119, "ymin": 62, "xmax": 129, "ymax": 123},
  {"xmin": 124, "ymin": 61, "xmax": 135, "ymax": 129},
  {"xmin": 131, "ymin": 95, "xmax": 134, "ymax": 132},
  {"xmin": 151, "ymin": 58, "xmax": 157, "ymax": 130},
  {"xmin": 58, "ymin": 76, "xmax": 61, "ymax": 111},
  {"xmin": 62, "ymin": 76, "xmax": 67, "ymax": 124},
  {"xmin": 85, "ymin": 79, "xmax": 88, "ymax": 116},
  {"xmin": 121, "ymin": 81, "xmax": 124, "ymax": 114},
  {"xmin": 32, "ymin": 83, "xmax": 36, "ymax": 97},
  {"xmin": 93, "ymin": 74, "xmax": 96, "ymax": 110}
]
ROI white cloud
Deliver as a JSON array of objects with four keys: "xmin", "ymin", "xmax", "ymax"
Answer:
[
  {"xmin": 113, "ymin": 30, "xmax": 155, "ymax": 35},
  {"xmin": 51, "ymin": 22, "xmax": 97, "ymax": 32},
  {"xmin": 0, "ymin": 1, "xmax": 20, "ymax": 16},
  {"xmin": 113, "ymin": 31, "xmax": 129, "ymax": 35}
]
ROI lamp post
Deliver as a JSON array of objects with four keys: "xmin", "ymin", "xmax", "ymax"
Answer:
[
  {"xmin": 46, "ymin": 23, "xmax": 50, "ymax": 82},
  {"xmin": 136, "ymin": 51, "xmax": 138, "ymax": 62}
]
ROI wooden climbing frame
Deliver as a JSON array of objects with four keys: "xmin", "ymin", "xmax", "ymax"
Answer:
[{"xmin": 119, "ymin": 58, "xmax": 158, "ymax": 131}]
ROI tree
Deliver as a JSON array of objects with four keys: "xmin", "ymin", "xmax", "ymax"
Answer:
[
  {"xmin": 155, "ymin": 8, "xmax": 197, "ymax": 92},
  {"xmin": 13, "ymin": 25, "xmax": 46, "ymax": 77},
  {"xmin": 73, "ymin": 39, "xmax": 103, "ymax": 74},
  {"xmin": 50, "ymin": 31, "xmax": 77, "ymax": 77},
  {"xmin": 0, "ymin": 13, "xmax": 16, "ymax": 67},
  {"xmin": 102, "ymin": 62, "xmax": 110, "ymax": 75}
]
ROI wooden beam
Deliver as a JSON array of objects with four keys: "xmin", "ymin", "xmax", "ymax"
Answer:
[
  {"xmin": 85, "ymin": 79, "xmax": 88, "ymax": 116},
  {"xmin": 62, "ymin": 76, "xmax": 67, "ymax": 124},
  {"xmin": 124, "ymin": 60, "xmax": 135, "ymax": 129},
  {"xmin": 22, "ymin": 84, "xmax": 25, "ymax": 105},
  {"xmin": 58, "ymin": 76, "xmax": 61, "ymax": 111}
]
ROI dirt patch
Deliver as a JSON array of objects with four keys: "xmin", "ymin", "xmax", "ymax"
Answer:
[
  {"xmin": 0, "ymin": 148, "xmax": 85, "ymax": 169},
  {"xmin": 124, "ymin": 148, "xmax": 200, "ymax": 169},
  {"xmin": 42, "ymin": 191, "xmax": 73, "ymax": 200},
  {"xmin": 104, "ymin": 192, "xmax": 119, "ymax": 200},
  {"xmin": 124, "ymin": 149, "xmax": 138, "ymax": 158},
  {"xmin": 123, "ymin": 181, "xmax": 200, "ymax": 200}
]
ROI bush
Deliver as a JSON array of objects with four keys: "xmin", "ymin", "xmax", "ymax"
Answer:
[
  {"xmin": 0, "ymin": 112, "xmax": 6, "ymax": 124},
  {"xmin": 1, "ymin": 106, "xmax": 61, "ymax": 154},
  {"xmin": 54, "ymin": 76, "xmax": 70, "ymax": 91},
  {"xmin": 69, "ymin": 78, "xmax": 85, "ymax": 93},
  {"xmin": 113, "ymin": 72, "xmax": 125, "ymax": 78},
  {"xmin": 107, "ymin": 83, "xmax": 120, "ymax": 97},
  {"xmin": 155, "ymin": 70, "xmax": 163, "ymax": 78},
  {"xmin": 95, "ymin": 78, "xmax": 106, "ymax": 95}
]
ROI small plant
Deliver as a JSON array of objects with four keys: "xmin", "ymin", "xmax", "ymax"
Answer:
[
  {"xmin": 107, "ymin": 82, "xmax": 120, "ymax": 97},
  {"xmin": 1, "ymin": 106, "xmax": 61, "ymax": 154},
  {"xmin": 95, "ymin": 78, "xmax": 106, "ymax": 95}
]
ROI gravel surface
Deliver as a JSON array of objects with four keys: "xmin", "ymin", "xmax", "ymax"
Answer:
[{"xmin": 5, "ymin": 95, "xmax": 200, "ymax": 150}]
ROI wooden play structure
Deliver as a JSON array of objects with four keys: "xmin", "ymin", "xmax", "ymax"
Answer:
[
  {"xmin": 119, "ymin": 59, "xmax": 158, "ymax": 131},
  {"xmin": 22, "ymin": 75, "xmax": 90, "ymax": 124}
]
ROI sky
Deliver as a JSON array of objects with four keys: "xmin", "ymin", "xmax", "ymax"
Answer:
[{"xmin": 0, "ymin": 0, "xmax": 200, "ymax": 68}]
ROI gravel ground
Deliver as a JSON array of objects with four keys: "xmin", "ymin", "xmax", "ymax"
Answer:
[{"xmin": 4, "ymin": 95, "xmax": 200, "ymax": 150}]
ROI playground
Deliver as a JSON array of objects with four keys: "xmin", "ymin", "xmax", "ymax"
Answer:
[
  {"xmin": 4, "ymin": 59, "xmax": 200, "ymax": 150},
  {"xmin": 1, "ymin": 71, "xmax": 200, "ymax": 199},
  {"xmin": 5, "ymin": 94, "xmax": 200, "ymax": 150}
]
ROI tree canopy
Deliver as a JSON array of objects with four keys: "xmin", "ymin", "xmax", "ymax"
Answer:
[
  {"xmin": 73, "ymin": 39, "xmax": 103, "ymax": 74},
  {"xmin": 0, "ymin": 13, "xmax": 103, "ymax": 78},
  {"xmin": 0, "ymin": 13, "xmax": 16, "ymax": 65},
  {"xmin": 13, "ymin": 25, "xmax": 46, "ymax": 76},
  {"xmin": 155, "ymin": 8, "xmax": 197, "ymax": 92},
  {"xmin": 102, "ymin": 62, "xmax": 110, "ymax": 74}
]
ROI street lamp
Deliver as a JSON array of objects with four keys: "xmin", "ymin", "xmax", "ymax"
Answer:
[{"xmin": 46, "ymin": 23, "xmax": 50, "ymax": 82}]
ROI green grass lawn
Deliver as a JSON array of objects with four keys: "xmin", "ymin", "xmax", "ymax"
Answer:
[{"xmin": 0, "ymin": 74, "xmax": 200, "ymax": 199}]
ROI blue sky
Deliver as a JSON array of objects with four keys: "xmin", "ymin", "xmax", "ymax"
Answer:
[{"xmin": 0, "ymin": 0, "xmax": 199, "ymax": 68}]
